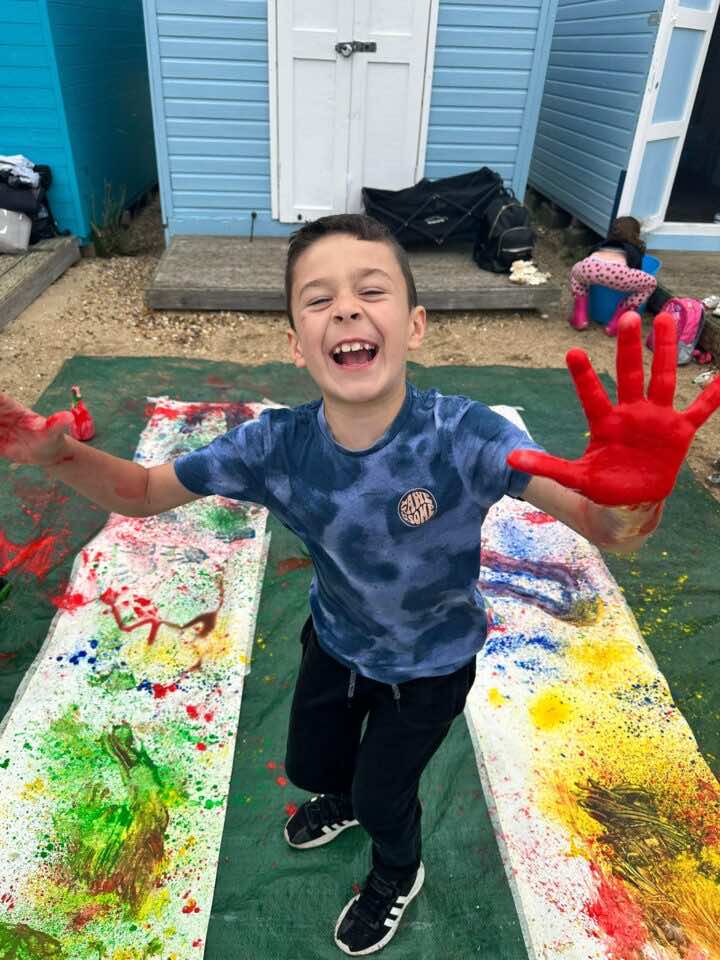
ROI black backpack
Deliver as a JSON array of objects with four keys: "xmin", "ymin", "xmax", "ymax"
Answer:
[
  {"xmin": 362, "ymin": 167, "xmax": 504, "ymax": 247},
  {"xmin": 473, "ymin": 188, "xmax": 534, "ymax": 273}
]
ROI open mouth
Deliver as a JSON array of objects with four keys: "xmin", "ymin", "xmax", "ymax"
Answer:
[{"xmin": 330, "ymin": 341, "xmax": 379, "ymax": 367}]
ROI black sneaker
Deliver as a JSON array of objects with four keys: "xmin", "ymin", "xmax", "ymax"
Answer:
[
  {"xmin": 334, "ymin": 862, "xmax": 425, "ymax": 956},
  {"xmin": 284, "ymin": 793, "xmax": 359, "ymax": 849}
]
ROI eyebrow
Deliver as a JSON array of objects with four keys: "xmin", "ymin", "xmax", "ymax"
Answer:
[{"xmin": 298, "ymin": 268, "xmax": 394, "ymax": 300}]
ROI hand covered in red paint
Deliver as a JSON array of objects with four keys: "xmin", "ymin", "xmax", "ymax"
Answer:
[
  {"xmin": 0, "ymin": 393, "xmax": 74, "ymax": 467},
  {"xmin": 507, "ymin": 312, "xmax": 720, "ymax": 506}
]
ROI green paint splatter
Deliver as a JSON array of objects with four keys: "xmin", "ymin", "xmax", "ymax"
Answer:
[
  {"xmin": 199, "ymin": 505, "xmax": 253, "ymax": 542},
  {"xmin": 39, "ymin": 711, "xmax": 187, "ymax": 920},
  {"xmin": 0, "ymin": 921, "xmax": 64, "ymax": 959},
  {"xmin": 87, "ymin": 669, "xmax": 138, "ymax": 694}
]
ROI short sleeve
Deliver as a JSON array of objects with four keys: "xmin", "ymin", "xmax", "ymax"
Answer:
[
  {"xmin": 173, "ymin": 412, "xmax": 271, "ymax": 504},
  {"xmin": 451, "ymin": 402, "xmax": 544, "ymax": 506}
]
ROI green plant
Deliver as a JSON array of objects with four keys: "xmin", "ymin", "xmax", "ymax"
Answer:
[{"xmin": 90, "ymin": 181, "xmax": 129, "ymax": 256}]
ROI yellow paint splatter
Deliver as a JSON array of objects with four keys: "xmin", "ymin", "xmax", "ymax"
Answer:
[
  {"xmin": 488, "ymin": 687, "xmax": 506, "ymax": 708},
  {"xmin": 136, "ymin": 886, "xmax": 170, "ymax": 922},
  {"xmin": 529, "ymin": 689, "xmax": 573, "ymax": 730},
  {"xmin": 20, "ymin": 777, "xmax": 45, "ymax": 800}
]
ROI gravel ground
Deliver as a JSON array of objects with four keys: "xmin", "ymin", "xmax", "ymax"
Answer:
[{"xmin": 2, "ymin": 197, "xmax": 719, "ymax": 500}]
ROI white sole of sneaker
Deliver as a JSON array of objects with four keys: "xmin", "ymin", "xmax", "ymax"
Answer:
[
  {"xmin": 284, "ymin": 817, "xmax": 360, "ymax": 850},
  {"xmin": 333, "ymin": 861, "xmax": 425, "ymax": 956}
]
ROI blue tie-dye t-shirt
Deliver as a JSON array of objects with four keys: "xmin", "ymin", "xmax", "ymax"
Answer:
[{"xmin": 174, "ymin": 383, "xmax": 541, "ymax": 683}]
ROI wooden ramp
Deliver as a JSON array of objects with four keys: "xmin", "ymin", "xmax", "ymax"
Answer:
[
  {"xmin": 0, "ymin": 237, "xmax": 80, "ymax": 330},
  {"xmin": 146, "ymin": 236, "xmax": 560, "ymax": 312}
]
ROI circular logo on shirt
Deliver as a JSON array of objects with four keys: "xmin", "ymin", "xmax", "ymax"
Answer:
[{"xmin": 398, "ymin": 488, "xmax": 437, "ymax": 527}]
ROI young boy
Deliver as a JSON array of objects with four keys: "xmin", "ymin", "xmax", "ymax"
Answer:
[{"xmin": 1, "ymin": 214, "xmax": 718, "ymax": 957}]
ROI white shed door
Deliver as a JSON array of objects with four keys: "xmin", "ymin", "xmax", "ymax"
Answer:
[
  {"xmin": 620, "ymin": 0, "xmax": 720, "ymax": 230},
  {"xmin": 274, "ymin": 0, "xmax": 436, "ymax": 223}
]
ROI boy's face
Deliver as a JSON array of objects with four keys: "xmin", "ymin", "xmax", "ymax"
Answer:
[{"xmin": 287, "ymin": 235, "xmax": 426, "ymax": 406}]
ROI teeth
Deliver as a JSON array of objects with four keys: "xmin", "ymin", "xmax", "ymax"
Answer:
[{"xmin": 332, "ymin": 342, "xmax": 376, "ymax": 355}]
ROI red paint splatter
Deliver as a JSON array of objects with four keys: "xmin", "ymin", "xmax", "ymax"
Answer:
[
  {"xmin": 352, "ymin": 883, "xmax": 361, "ymax": 896},
  {"xmin": 99, "ymin": 583, "xmax": 222, "ymax": 646},
  {"xmin": 51, "ymin": 590, "xmax": 94, "ymax": 612},
  {"xmin": 152, "ymin": 683, "xmax": 178, "ymax": 700},
  {"xmin": 276, "ymin": 776, "xmax": 287, "ymax": 787},
  {"xmin": 585, "ymin": 864, "xmax": 648, "ymax": 958},
  {"xmin": 192, "ymin": 939, "xmax": 203, "ymax": 949},
  {"xmin": 266, "ymin": 760, "xmax": 277, "ymax": 770},
  {"xmin": 71, "ymin": 902, "xmax": 104, "ymax": 930},
  {"xmin": 0, "ymin": 892, "xmax": 16, "ymax": 910},
  {"xmin": 181, "ymin": 897, "xmax": 200, "ymax": 914},
  {"xmin": 186, "ymin": 705, "xmax": 200, "ymax": 720},
  {"xmin": 285, "ymin": 803, "xmax": 298, "ymax": 817},
  {"xmin": 196, "ymin": 743, "xmax": 207, "ymax": 752},
  {"xmin": 146, "ymin": 400, "xmax": 255, "ymax": 424},
  {"xmin": 276, "ymin": 556, "xmax": 313, "ymax": 576},
  {"xmin": 522, "ymin": 511, "xmax": 557, "ymax": 525},
  {"xmin": 0, "ymin": 529, "xmax": 67, "ymax": 580},
  {"xmin": 203, "ymin": 711, "xmax": 214, "ymax": 722}
]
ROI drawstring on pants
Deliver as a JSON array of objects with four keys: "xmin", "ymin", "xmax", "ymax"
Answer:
[{"xmin": 346, "ymin": 669, "xmax": 402, "ymax": 713}]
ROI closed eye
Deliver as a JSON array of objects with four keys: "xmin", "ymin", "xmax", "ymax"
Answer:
[
  {"xmin": 307, "ymin": 296, "xmax": 331, "ymax": 306},
  {"xmin": 361, "ymin": 289, "xmax": 386, "ymax": 297}
]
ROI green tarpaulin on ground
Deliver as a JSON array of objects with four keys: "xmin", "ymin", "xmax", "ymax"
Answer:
[{"xmin": 0, "ymin": 356, "xmax": 718, "ymax": 959}]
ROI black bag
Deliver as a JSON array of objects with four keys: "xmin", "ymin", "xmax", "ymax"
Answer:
[
  {"xmin": 362, "ymin": 168, "xmax": 504, "ymax": 247},
  {"xmin": 473, "ymin": 188, "xmax": 535, "ymax": 273}
]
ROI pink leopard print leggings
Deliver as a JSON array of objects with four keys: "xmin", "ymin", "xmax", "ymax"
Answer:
[{"xmin": 570, "ymin": 255, "xmax": 657, "ymax": 311}]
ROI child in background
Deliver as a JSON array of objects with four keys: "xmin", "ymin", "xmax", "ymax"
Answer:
[
  {"xmin": 569, "ymin": 215, "xmax": 657, "ymax": 335},
  {"xmin": 1, "ymin": 215, "xmax": 719, "ymax": 957}
]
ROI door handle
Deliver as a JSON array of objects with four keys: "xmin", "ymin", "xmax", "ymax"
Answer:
[{"xmin": 335, "ymin": 41, "xmax": 377, "ymax": 57}]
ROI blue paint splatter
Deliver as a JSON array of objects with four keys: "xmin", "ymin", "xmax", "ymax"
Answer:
[{"xmin": 485, "ymin": 632, "xmax": 562, "ymax": 659}]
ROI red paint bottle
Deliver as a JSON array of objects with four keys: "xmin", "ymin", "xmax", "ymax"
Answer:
[{"xmin": 69, "ymin": 385, "xmax": 95, "ymax": 442}]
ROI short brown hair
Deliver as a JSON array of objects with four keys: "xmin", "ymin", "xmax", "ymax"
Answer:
[
  {"xmin": 607, "ymin": 216, "xmax": 646, "ymax": 255},
  {"xmin": 284, "ymin": 214, "xmax": 418, "ymax": 328}
]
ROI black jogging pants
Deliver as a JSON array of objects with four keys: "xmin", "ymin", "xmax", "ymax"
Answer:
[{"xmin": 285, "ymin": 616, "xmax": 477, "ymax": 882}]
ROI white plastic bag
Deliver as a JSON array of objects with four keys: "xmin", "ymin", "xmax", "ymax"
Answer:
[{"xmin": 0, "ymin": 208, "xmax": 32, "ymax": 253}]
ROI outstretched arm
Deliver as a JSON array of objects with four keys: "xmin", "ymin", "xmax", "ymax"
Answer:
[
  {"xmin": 0, "ymin": 394, "xmax": 199, "ymax": 517},
  {"xmin": 508, "ymin": 312, "xmax": 720, "ymax": 551},
  {"xmin": 521, "ymin": 475, "xmax": 663, "ymax": 554}
]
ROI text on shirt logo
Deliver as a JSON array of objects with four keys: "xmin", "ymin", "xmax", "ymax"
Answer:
[{"xmin": 398, "ymin": 488, "xmax": 438, "ymax": 527}]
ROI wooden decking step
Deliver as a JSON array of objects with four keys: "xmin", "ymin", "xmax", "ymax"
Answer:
[
  {"xmin": 146, "ymin": 236, "xmax": 560, "ymax": 313},
  {"xmin": 0, "ymin": 237, "xmax": 80, "ymax": 330}
]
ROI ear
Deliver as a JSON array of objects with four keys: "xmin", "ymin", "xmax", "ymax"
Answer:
[
  {"xmin": 407, "ymin": 305, "xmax": 427, "ymax": 352},
  {"xmin": 287, "ymin": 328, "xmax": 307, "ymax": 368}
]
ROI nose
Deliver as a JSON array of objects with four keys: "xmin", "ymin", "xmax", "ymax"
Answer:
[{"xmin": 333, "ymin": 291, "xmax": 361, "ymax": 323}]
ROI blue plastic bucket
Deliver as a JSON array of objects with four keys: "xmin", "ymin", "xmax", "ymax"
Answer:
[{"xmin": 588, "ymin": 254, "xmax": 662, "ymax": 325}]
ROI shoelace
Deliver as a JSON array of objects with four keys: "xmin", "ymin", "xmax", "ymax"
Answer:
[
  {"xmin": 306, "ymin": 793, "xmax": 353, "ymax": 832},
  {"xmin": 352, "ymin": 871, "xmax": 401, "ymax": 930}
]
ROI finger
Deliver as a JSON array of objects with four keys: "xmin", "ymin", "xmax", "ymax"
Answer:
[
  {"xmin": 0, "ymin": 393, "xmax": 30, "ymax": 417},
  {"xmin": 682, "ymin": 373, "xmax": 720, "ymax": 429},
  {"xmin": 647, "ymin": 313, "xmax": 677, "ymax": 406},
  {"xmin": 508, "ymin": 448, "xmax": 584, "ymax": 489},
  {"xmin": 615, "ymin": 312, "xmax": 644, "ymax": 404},
  {"xmin": 566, "ymin": 348, "xmax": 613, "ymax": 426},
  {"xmin": 46, "ymin": 410, "xmax": 74, "ymax": 435}
]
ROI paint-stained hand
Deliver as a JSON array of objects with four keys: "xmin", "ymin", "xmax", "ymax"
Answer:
[
  {"xmin": 0, "ymin": 393, "xmax": 74, "ymax": 466},
  {"xmin": 507, "ymin": 313, "xmax": 720, "ymax": 506}
]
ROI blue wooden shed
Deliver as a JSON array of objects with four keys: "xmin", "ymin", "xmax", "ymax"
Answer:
[
  {"xmin": 141, "ymin": 0, "xmax": 560, "ymax": 240},
  {"xmin": 1, "ymin": 0, "xmax": 157, "ymax": 242},
  {"xmin": 529, "ymin": 0, "xmax": 720, "ymax": 252}
]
